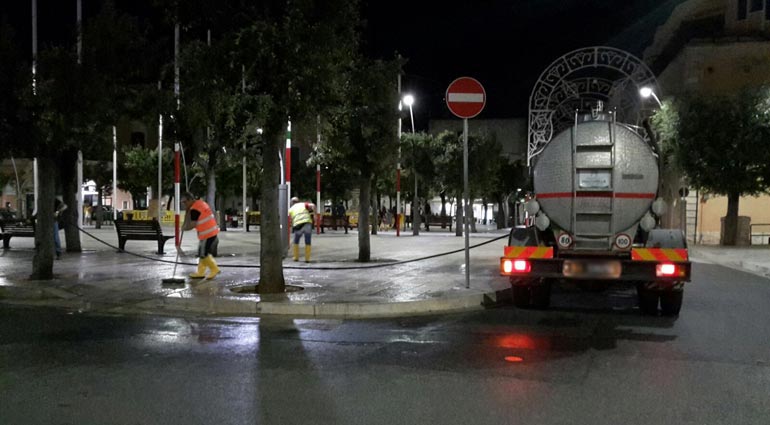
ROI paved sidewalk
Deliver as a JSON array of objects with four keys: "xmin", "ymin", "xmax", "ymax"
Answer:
[
  {"xmin": 1, "ymin": 223, "xmax": 768, "ymax": 318},
  {"xmin": 0, "ymin": 224, "xmax": 512, "ymax": 318}
]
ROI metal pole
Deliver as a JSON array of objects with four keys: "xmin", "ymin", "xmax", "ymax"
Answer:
[
  {"xmin": 286, "ymin": 120, "xmax": 292, "ymax": 246},
  {"xmin": 10, "ymin": 157, "xmax": 22, "ymax": 216},
  {"xmin": 113, "ymin": 126, "xmax": 117, "ymax": 220},
  {"xmin": 242, "ymin": 65, "xmax": 247, "ymax": 227},
  {"xmin": 31, "ymin": 0, "xmax": 37, "ymax": 95},
  {"xmin": 463, "ymin": 118, "xmax": 470, "ymax": 289},
  {"xmin": 396, "ymin": 74, "xmax": 401, "ymax": 237},
  {"xmin": 410, "ymin": 104, "xmax": 418, "ymax": 236},
  {"xmin": 316, "ymin": 115, "xmax": 321, "ymax": 234},
  {"xmin": 32, "ymin": 0, "xmax": 37, "ymax": 215},
  {"xmin": 174, "ymin": 142, "xmax": 180, "ymax": 246},
  {"xmin": 77, "ymin": 151, "xmax": 83, "ymax": 225},
  {"xmin": 76, "ymin": 0, "xmax": 83, "ymax": 226},
  {"xmin": 76, "ymin": 0, "xmax": 82, "ymax": 64},
  {"xmin": 158, "ymin": 114, "xmax": 163, "ymax": 221}
]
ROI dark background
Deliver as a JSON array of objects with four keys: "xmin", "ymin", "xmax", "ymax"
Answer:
[{"xmin": 2, "ymin": 0, "xmax": 684, "ymax": 128}]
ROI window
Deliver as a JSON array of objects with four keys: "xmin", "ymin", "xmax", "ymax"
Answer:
[
  {"xmin": 738, "ymin": 0, "xmax": 747, "ymax": 19},
  {"xmin": 751, "ymin": 0, "xmax": 762, "ymax": 11},
  {"xmin": 122, "ymin": 201, "xmax": 128, "ymax": 209},
  {"xmin": 766, "ymin": 0, "xmax": 770, "ymax": 18}
]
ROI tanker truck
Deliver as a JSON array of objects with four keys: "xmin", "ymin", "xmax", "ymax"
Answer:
[{"xmin": 500, "ymin": 108, "xmax": 690, "ymax": 316}]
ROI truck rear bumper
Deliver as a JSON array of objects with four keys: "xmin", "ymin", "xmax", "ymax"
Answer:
[{"xmin": 500, "ymin": 257, "xmax": 691, "ymax": 282}]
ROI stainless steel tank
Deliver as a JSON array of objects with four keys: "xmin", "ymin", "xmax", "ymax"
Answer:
[{"xmin": 533, "ymin": 114, "xmax": 658, "ymax": 239}]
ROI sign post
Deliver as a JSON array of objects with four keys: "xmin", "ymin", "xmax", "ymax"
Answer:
[{"xmin": 446, "ymin": 77, "xmax": 486, "ymax": 289}]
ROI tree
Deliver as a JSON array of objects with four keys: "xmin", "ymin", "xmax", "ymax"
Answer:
[
  {"xmin": 652, "ymin": 89, "xmax": 770, "ymax": 245},
  {"xmin": 237, "ymin": 0, "xmax": 361, "ymax": 292},
  {"xmin": 325, "ymin": 58, "xmax": 400, "ymax": 260}
]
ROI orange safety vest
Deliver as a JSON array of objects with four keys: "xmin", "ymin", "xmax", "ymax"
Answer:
[{"xmin": 190, "ymin": 200, "xmax": 220, "ymax": 240}]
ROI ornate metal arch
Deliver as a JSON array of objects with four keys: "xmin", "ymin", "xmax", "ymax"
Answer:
[{"xmin": 527, "ymin": 46, "xmax": 659, "ymax": 166}]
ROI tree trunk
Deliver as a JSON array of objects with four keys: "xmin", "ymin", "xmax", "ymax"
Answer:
[
  {"xmin": 370, "ymin": 179, "xmax": 378, "ymax": 236},
  {"xmin": 32, "ymin": 157, "xmax": 57, "ymax": 280},
  {"xmin": 455, "ymin": 192, "xmax": 463, "ymax": 237},
  {"xmin": 470, "ymin": 202, "xmax": 477, "ymax": 233},
  {"xmin": 59, "ymin": 151, "xmax": 82, "ymax": 251},
  {"xmin": 723, "ymin": 191, "xmax": 740, "ymax": 246},
  {"xmin": 358, "ymin": 172, "xmax": 372, "ymax": 261},
  {"xmin": 440, "ymin": 192, "xmax": 447, "ymax": 218},
  {"xmin": 496, "ymin": 198, "xmax": 506, "ymax": 229},
  {"xmin": 96, "ymin": 187, "xmax": 103, "ymax": 229},
  {"xmin": 258, "ymin": 126, "xmax": 286, "ymax": 293}
]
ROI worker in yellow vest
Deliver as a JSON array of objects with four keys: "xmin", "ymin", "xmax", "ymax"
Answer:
[
  {"xmin": 181, "ymin": 192, "xmax": 220, "ymax": 279},
  {"xmin": 289, "ymin": 197, "xmax": 315, "ymax": 262}
]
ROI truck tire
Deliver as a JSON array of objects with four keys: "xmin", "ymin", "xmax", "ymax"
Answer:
[
  {"xmin": 660, "ymin": 290, "xmax": 683, "ymax": 316},
  {"xmin": 636, "ymin": 283, "xmax": 659, "ymax": 315}
]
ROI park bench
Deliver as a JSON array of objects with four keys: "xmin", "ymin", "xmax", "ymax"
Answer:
[
  {"xmin": 114, "ymin": 219, "xmax": 173, "ymax": 254},
  {"xmin": 245, "ymin": 211, "xmax": 260, "ymax": 232},
  {"xmin": 0, "ymin": 220, "xmax": 35, "ymax": 249},
  {"xmin": 320, "ymin": 214, "xmax": 353, "ymax": 233},
  {"xmin": 425, "ymin": 214, "xmax": 452, "ymax": 231}
]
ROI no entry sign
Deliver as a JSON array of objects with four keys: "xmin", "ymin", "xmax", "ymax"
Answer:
[{"xmin": 445, "ymin": 77, "xmax": 486, "ymax": 119}]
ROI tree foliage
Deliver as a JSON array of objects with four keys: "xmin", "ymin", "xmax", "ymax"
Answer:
[{"xmin": 652, "ymin": 88, "xmax": 770, "ymax": 244}]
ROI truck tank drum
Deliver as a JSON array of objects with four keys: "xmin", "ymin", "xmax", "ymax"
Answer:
[{"xmin": 533, "ymin": 116, "xmax": 659, "ymax": 236}]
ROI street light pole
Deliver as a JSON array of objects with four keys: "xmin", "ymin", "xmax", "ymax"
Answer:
[
  {"xmin": 396, "ymin": 74, "xmax": 401, "ymax": 236},
  {"xmin": 403, "ymin": 94, "xmax": 418, "ymax": 236}
]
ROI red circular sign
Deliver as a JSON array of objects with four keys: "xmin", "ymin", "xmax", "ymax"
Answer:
[{"xmin": 445, "ymin": 77, "xmax": 486, "ymax": 119}]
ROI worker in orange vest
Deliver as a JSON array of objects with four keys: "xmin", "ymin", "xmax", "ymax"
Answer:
[{"xmin": 181, "ymin": 192, "xmax": 220, "ymax": 279}]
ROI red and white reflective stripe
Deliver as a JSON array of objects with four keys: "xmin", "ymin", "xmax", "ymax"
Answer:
[
  {"xmin": 631, "ymin": 248, "xmax": 688, "ymax": 262},
  {"xmin": 503, "ymin": 246, "xmax": 554, "ymax": 259}
]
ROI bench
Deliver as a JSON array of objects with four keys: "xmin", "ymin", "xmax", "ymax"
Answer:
[
  {"xmin": 114, "ymin": 219, "xmax": 173, "ymax": 254},
  {"xmin": 425, "ymin": 214, "xmax": 452, "ymax": 231},
  {"xmin": 245, "ymin": 212, "xmax": 260, "ymax": 232},
  {"xmin": 0, "ymin": 220, "xmax": 35, "ymax": 249},
  {"xmin": 320, "ymin": 214, "xmax": 353, "ymax": 233}
]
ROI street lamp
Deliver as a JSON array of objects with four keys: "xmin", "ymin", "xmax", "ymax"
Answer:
[
  {"xmin": 639, "ymin": 86, "xmax": 662, "ymax": 107},
  {"xmin": 402, "ymin": 94, "xmax": 419, "ymax": 235},
  {"xmin": 403, "ymin": 94, "xmax": 415, "ymax": 133}
]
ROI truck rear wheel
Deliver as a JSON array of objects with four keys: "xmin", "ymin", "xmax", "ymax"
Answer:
[
  {"xmin": 636, "ymin": 283, "xmax": 659, "ymax": 315},
  {"xmin": 660, "ymin": 290, "xmax": 684, "ymax": 316}
]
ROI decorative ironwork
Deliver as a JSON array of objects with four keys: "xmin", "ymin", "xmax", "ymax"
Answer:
[{"xmin": 528, "ymin": 46, "xmax": 659, "ymax": 165}]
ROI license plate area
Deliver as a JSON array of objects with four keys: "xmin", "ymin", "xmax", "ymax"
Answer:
[{"xmin": 563, "ymin": 260, "xmax": 622, "ymax": 278}]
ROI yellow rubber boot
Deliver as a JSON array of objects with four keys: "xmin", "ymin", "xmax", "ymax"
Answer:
[
  {"xmin": 189, "ymin": 260, "xmax": 206, "ymax": 279},
  {"xmin": 205, "ymin": 255, "xmax": 220, "ymax": 280},
  {"xmin": 292, "ymin": 244, "xmax": 300, "ymax": 261},
  {"xmin": 305, "ymin": 245, "xmax": 312, "ymax": 263}
]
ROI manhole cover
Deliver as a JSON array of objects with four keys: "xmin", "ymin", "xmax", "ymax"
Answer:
[{"xmin": 229, "ymin": 284, "xmax": 304, "ymax": 294}]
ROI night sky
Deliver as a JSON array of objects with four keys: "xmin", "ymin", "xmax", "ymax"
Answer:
[
  {"xmin": 2, "ymin": 0, "xmax": 684, "ymax": 128},
  {"xmin": 364, "ymin": 0, "xmax": 684, "ymax": 127}
]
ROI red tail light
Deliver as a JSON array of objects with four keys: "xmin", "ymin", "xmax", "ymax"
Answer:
[
  {"xmin": 501, "ymin": 259, "xmax": 531, "ymax": 274},
  {"xmin": 656, "ymin": 263, "xmax": 678, "ymax": 277},
  {"xmin": 514, "ymin": 260, "xmax": 531, "ymax": 272}
]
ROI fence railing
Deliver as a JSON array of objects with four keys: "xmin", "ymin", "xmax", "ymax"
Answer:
[{"xmin": 750, "ymin": 223, "xmax": 770, "ymax": 245}]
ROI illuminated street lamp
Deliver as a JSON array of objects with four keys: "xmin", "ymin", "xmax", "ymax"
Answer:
[
  {"xmin": 402, "ymin": 94, "xmax": 419, "ymax": 235},
  {"xmin": 640, "ymin": 86, "xmax": 662, "ymax": 107},
  {"xmin": 403, "ymin": 94, "xmax": 415, "ymax": 133}
]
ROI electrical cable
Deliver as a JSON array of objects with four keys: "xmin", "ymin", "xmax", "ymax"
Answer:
[{"xmin": 76, "ymin": 225, "xmax": 508, "ymax": 270}]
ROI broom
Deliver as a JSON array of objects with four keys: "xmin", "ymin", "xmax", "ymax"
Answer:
[{"xmin": 162, "ymin": 230, "xmax": 187, "ymax": 284}]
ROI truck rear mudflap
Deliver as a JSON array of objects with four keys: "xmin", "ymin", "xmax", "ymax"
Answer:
[{"xmin": 500, "ymin": 247, "xmax": 691, "ymax": 282}]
